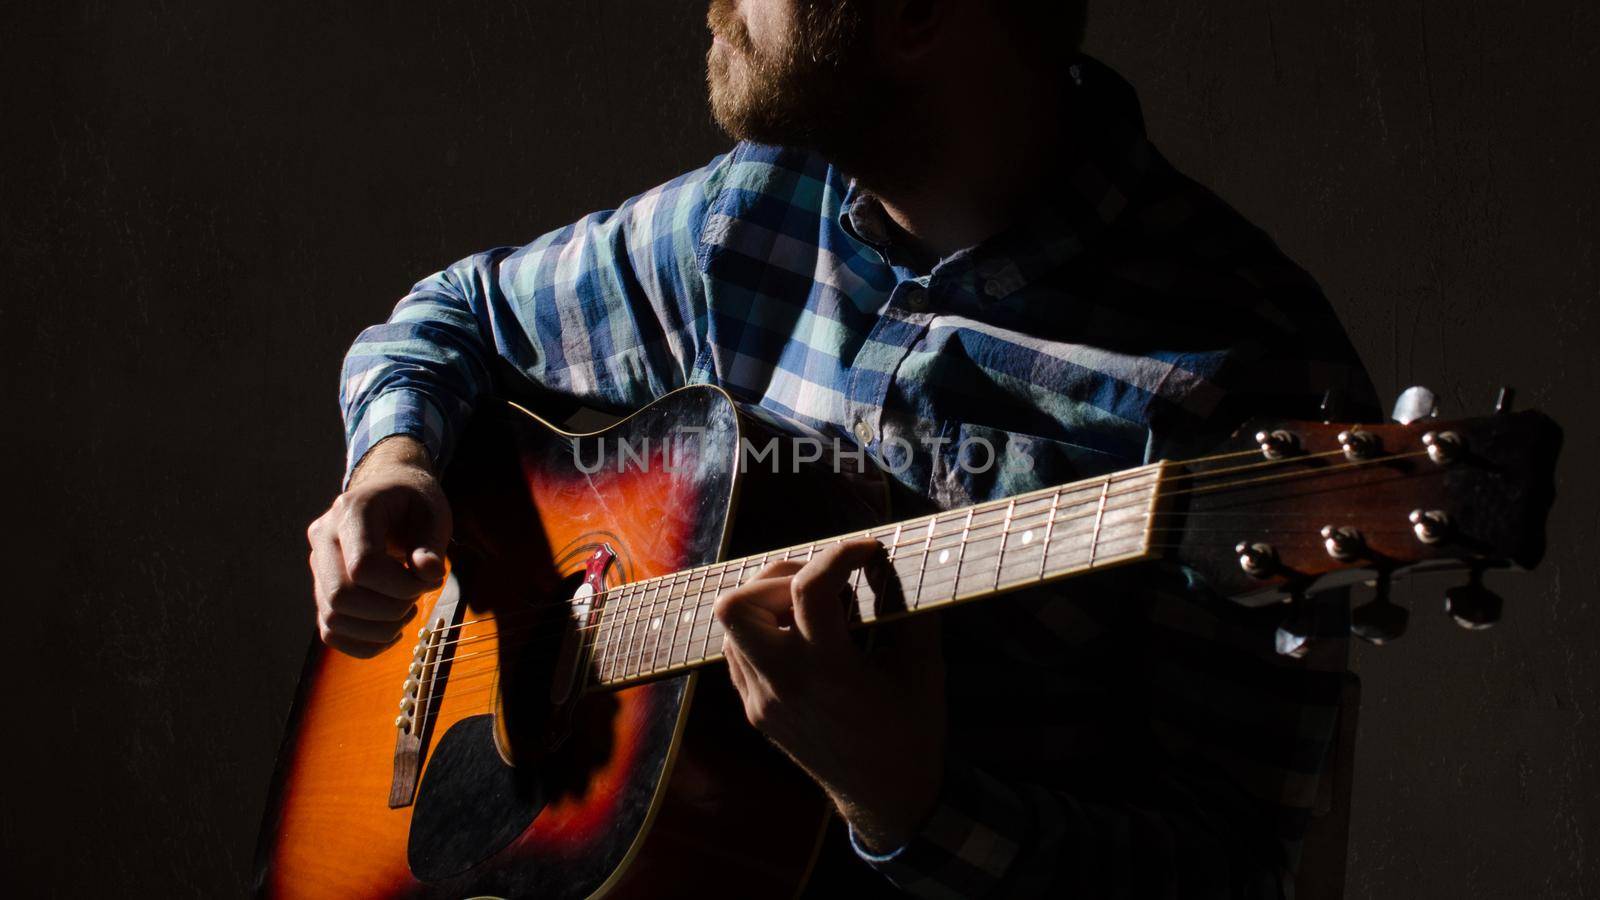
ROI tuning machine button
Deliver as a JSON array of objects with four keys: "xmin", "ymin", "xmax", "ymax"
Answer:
[
  {"xmin": 1255, "ymin": 429, "xmax": 1300, "ymax": 460},
  {"xmin": 1421, "ymin": 430, "xmax": 1462, "ymax": 465},
  {"xmin": 1235, "ymin": 541, "xmax": 1278, "ymax": 578},
  {"xmin": 1351, "ymin": 574, "xmax": 1408, "ymax": 645},
  {"xmin": 1391, "ymin": 386, "xmax": 1439, "ymax": 425},
  {"xmin": 1274, "ymin": 592, "xmax": 1314, "ymax": 658},
  {"xmin": 1337, "ymin": 429, "xmax": 1380, "ymax": 461},
  {"xmin": 1445, "ymin": 567, "xmax": 1503, "ymax": 630},
  {"xmin": 1408, "ymin": 509, "xmax": 1449, "ymax": 544},
  {"xmin": 1320, "ymin": 525, "xmax": 1364, "ymax": 561}
]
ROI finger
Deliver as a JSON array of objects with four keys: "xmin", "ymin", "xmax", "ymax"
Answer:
[
  {"xmin": 322, "ymin": 631, "xmax": 399, "ymax": 659},
  {"xmin": 325, "ymin": 608, "xmax": 418, "ymax": 645},
  {"xmin": 720, "ymin": 576, "xmax": 799, "ymax": 620},
  {"xmin": 722, "ymin": 635, "xmax": 778, "ymax": 708},
  {"xmin": 338, "ymin": 499, "xmax": 433, "ymax": 598},
  {"xmin": 411, "ymin": 546, "xmax": 447, "ymax": 586},
  {"xmin": 723, "ymin": 633, "xmax": 750, "ymax": 697},
  {"xmin": 714, "ymin": 582, "xmax": 795, "ymax": 667},
  {"xmin": 748, "ymin": 558, "xmax": 805, "ymax": 583},
  {"xmin": 328, "ymin": 583, "xmax": 419, "ymax": 622},
  {"xmin": 406, "ymin": 492, "xmax": 451, "ymax": 586},
  {"xmin": 790, "ymin": 538, "xmax": 883, "ymax": 644}
]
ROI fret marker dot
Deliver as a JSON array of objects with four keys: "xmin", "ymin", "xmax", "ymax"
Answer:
[
  {"xmin": 938, "ymin": 549, "xmax": 950, "ymax": 565},
  {"xmin": 651, "ymin": 618, "xmax": 662, "ymax": 630},
  {"xmin": 1022, "ymin": 530, "xmax": 1034, "ymax": 544},
  {"xmin": 681, "ymin": 610, "xmax": 694, "ymax": 623}
]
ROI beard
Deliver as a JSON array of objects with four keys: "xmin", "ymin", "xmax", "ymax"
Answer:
[{"xmin": 705, "ymin": 0, "xmax": 892, "ymax": 170}]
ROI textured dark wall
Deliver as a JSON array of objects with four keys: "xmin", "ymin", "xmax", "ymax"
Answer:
[{"xmin": 3, "ymin": 2, "xmax": 1594, "ymax": 896}]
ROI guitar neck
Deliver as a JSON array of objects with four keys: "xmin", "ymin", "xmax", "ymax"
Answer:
[{"xmin": 587, "ymin": 461, "xmax": 1168, "ymax": 688}]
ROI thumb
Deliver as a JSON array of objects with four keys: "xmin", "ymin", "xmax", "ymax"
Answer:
[
  {"xmin": 411, "ymin": 546, "xmax": 447, "ymax": 585},
  {"xmin": 406, "ymin": 488, "xmax": 451, "ymax": 585}
]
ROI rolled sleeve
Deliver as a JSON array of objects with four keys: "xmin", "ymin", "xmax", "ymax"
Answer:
[{"xmin": 342, "ymin": 387, "xmax": 450, "ymax": 488}]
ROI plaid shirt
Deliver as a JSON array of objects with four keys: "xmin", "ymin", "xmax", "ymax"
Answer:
[{"xmin": 341, "ymin": 56, "xmax": 1375, "ymax": 898}]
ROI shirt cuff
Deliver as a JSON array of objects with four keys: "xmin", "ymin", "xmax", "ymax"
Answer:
[
  {"xmin": 343, "ymin": 388, "xmax": 449, "ymax": 489},
  {"xmin": 848, "ymin": 757, "xmax": 1030, "ymax": 897}
]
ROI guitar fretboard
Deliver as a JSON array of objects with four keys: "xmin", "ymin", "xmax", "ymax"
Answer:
[{"xmin": 586, "ymin": 463, "xmax": 1165, "ymax": 687}]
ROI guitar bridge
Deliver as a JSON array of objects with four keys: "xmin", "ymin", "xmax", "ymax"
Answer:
[{"xmin": 388, "ymin": 573, "xmax": 465, "ymax": 809}]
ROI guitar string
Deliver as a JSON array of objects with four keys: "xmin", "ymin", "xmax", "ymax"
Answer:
[
  {"xmin": 358, "ymin": 446, "xmax": 1442, "ymax": 702},
  {"xmin": 390, "ymin": 478, "xmax": 1437, "ymax": 698},
  {"xmin": 418, "ymin": 443, "xmax": 1376, "ymax": 651},
  {"xmin": 423, "ymin": 511, "xmax": 1423, "ymax": 691},
  {"xmin": 551, "ymin": 442, "xmax": 1439, "ymax": 685},
  {"xmin": 426, "ymin": 447, "xmax": 1432, "ymax": 658}
]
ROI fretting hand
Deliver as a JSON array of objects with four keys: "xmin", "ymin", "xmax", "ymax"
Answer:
[{"xmin": 714, "ymin": 538, "xmax": 947, "ymax": 853}]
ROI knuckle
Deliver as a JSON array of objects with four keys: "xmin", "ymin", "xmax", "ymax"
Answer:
[
  {"xmin": 789, "ymin": 569, "xmax": 824, "ymax": 601},
  {"xmin": 347, "ymin": 555, "xmax": 384, "ymax": 586}
]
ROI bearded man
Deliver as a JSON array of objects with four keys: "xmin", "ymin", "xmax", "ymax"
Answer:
[{"xmin": 307, "ymin": 1, "xmax": 1377, "ymax": 896}]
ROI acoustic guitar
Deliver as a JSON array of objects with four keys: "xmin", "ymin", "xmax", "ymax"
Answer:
[{"xmin": 254, "ymin": 384, "xmax": 1561, "ymax": 898}]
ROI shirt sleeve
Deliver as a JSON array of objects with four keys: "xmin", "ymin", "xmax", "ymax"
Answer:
[{"xmin": 337, "ymin": 152, "xmax": 732, "ymax": 485}]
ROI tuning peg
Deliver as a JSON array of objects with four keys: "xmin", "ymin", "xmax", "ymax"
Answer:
[
  {"xmin": 1351, "ymin": 574, "xmax": 1408, "ymax": 645},
  {"xmin": 1320, "ymin": 388, "xmax": 1345, "ymax": 423},
  {"xmin": 1391, "ymin": 386, "xmax": 1439, "ymax": 425},
  {"xmin": 1274, "ymin": 593, "xmax": 1313, "ymax": 658},
  {"xmin": 1495, "ymin": 386, "xmax": 1516, "ymax": 414},
  {"xmin": 1444, "ymin": 567, "xmax": 1503, "ymax": 630}
]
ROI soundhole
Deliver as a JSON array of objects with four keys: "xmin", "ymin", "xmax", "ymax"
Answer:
[{"xmin": 408, "ymin": 714, "xmax": 544, "ymax": 881}]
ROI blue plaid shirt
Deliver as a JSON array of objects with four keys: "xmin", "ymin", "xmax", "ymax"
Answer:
[{"xmin": 342, "ymin": 56, "xmax": 1375, "ymax": 898}]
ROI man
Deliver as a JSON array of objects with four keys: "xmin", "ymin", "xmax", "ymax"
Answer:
[{"xmin": 307, "ymin": 0, "xmax": 1377, "ymax": 896}]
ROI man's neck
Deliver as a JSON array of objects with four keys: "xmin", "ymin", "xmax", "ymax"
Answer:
[{"xmin": 851, "ymin": 71, "xmax": 1070, "ymax": 263}]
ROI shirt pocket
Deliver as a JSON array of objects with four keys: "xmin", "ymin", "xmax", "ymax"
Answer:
[{"xmin": 929, "ymin": 420, "xmax": 1145, "ymax": 507}]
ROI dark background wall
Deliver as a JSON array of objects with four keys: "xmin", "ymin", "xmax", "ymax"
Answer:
[{"xmin": 3, "ymin": 1, "xmax": 1594, "ymax": 896}]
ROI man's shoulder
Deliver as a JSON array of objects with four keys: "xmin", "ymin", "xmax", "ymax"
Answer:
[{"xmin": 707, "ymin": 142, "xmax": 843, "ymax": 209}]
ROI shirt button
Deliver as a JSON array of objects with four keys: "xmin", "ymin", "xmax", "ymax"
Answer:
[
  {"xmin": 853, "ymin": 419, "xmax": 875, "ymax": 446},
  {"xmin": 906, "ymin": 288, "xmax": 928, "ymax": 310}
]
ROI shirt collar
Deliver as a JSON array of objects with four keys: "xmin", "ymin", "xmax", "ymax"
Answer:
[{"xmin": 836, "ymin": 54, "xmax": 1156, "ymax": 301}]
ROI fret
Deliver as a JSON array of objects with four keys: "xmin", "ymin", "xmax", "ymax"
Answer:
[
  {"xmin": 661, "ymin": 569, "xmax": 692, "ymax": 670},
  {"xmin": 913, "ymin": 510, "xmax": 976, "ymax": 607},
  {"xmin": 949, "ymin": 507, "xmax": 977, "ymax": 600},
  {"xmin": 955, "ymin": 503, "xmax": 1010, "ymax": 599},
  {"xmin": 695, "ymin": 564, "xmax": 726, "ymax": 663},
  {"xmin": 995, "ymin": 492, "xmax": 1058, "ymax": 586},
  {"xmin": 670, "ymin": 567, "xmax": 709, "ymax": 668},
  {"xmin": 1086, "ymin": 478, "xmax": 1111, "ymax": 567},
  {"xmin": 993, "ymin": 498, "xmax": 1016, "ymax": 590},
  {"xmin": 597, "ymin": 583, "xmax": 627, "ymax": 682},
  {"xmin": 644, "ymin": 570, "xmax": 678, "ymax": 674},
  {"xmin": 611, "ymin": 581, "xmax": 641, "ymax": 681},
  {"xmin": 1036, "ymin": 486, "xmax": 1064, "ymax": 580},
  {"xmin": 620, "ymin": 576, "xmax": 652, "ymax": 675},
  {"xmin": 586, "ymin": 465, "xmax": 1163, "ymax": 686},
  {"xmin": 862, "ymin": 522, "xmax": 905, "ymax": 620},
  {"xmin": 1043, "ymin": 469, "xmax": 1159, "ymax": 575}
]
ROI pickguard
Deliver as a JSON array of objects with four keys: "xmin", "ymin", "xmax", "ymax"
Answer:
[{"xmin": 408, "ymin": 715, "xmax": 544, "ymax": 882}]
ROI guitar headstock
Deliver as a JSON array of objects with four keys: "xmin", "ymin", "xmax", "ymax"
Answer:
[{"xmin": 1170, "ymin": 388, "xmax": 1562, "ymax": 645}]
